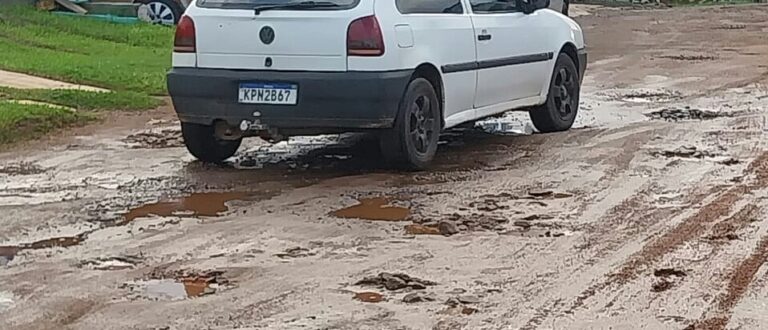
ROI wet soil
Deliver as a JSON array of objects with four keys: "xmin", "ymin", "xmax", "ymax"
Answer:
[{"xmin": 4, "ymin": 4, "xmax": 768, "ymax": 330}]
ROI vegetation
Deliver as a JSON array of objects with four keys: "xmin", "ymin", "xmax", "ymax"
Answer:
[
  {"xmin": 0, "ymin": 87, "xmax": 162, "ymax": 111},
  {"xmin": 0, "ymin": 7, "xmax": 173, "ymax": 144},
  {"xmin": 0, "ymin": 6, "xmax": 173, "ymax": 95},
  {"xmin": 0, "ymin": 101, "xmax": 95, "ymax": 144}
]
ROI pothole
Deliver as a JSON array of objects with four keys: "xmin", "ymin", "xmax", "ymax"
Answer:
[
  {"xmin": 649, "ymin": 146, "xmax": 718, "ymax": 159},
  {"xmin": 656, "ymin": 54, "xmax": 717, "ymax": 61},
  {"xmin": 122, "ymin": 269, "xmax": 233, "ymax": 301},
  {"xmin": 123, "ymin": 127, "xmax": 183, "ymax": 149},
  {"xmin": 607, "ymin": 88, "xmax": 682, "ymax": 104},
  {"xmin": 645, "ymin": 107, "xmax": 734, "ymax": 121},
  {"xmin": 331, "ymin": 197, "xmax": 410, "ymax": 221},
  {"xmin": 1, "ymin": 236, "xmax": 84, "ymax": 266},
  {"xmin": 122, "ymin": 192, "xmax": 250, "ymax": 224}
]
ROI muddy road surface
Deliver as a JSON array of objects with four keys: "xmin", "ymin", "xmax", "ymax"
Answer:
[{"xmin": 3, "ymin": 5, "xmax": 768, "ymax": 330}]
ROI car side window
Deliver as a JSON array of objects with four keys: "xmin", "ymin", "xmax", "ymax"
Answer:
[
  {"xmin": 396, "ymin": 0, "xmax": 464, "ymax": 14},
  {"xmin": 470, "ymin": 0, "xmax": 520, "ymax": 13}
]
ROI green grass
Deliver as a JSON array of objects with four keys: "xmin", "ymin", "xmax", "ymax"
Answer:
[
  {"xmin": 0, "ymin": 7, "xmax": 172, "ymax": 145},
  {"xmin": 0, "ymin": 87, "xmax": 162, "ymax": 111},
  {"xmin": 0, "ymin": 6, "xmax": 173, "ymax": 95},
  {"xmin": 0, "ymin": 101, "xmax": 95, "ymax": 144}
]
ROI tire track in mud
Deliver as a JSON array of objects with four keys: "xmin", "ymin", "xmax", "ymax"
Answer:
[
  {"xmin": 517, "ymin": 185, "xmax": 721, "ymax": 330},
  {"xmin": 566, "ymin": 151, "xmax": 768, "ymax": 312},
  {"xmin": 688, "ymin": 234, "xmax": 768, "ymax": 330}
]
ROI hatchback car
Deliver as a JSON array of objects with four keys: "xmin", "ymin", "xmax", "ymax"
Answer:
[{"xmin": 167, "ymin": 0, "xmax": 586, "ymax": 169}]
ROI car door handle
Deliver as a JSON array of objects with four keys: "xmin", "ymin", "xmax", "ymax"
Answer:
[{"xmin": 477, "ymin": 34, "xmax": 492, "ymax": 41}]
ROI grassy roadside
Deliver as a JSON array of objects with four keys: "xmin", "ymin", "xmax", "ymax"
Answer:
[
  {"xmin": 0, "ymin": 101, "xmax": 95, "ymax": 144},
  {"xmin": 0, "ymin": 6, "xmax": 172, "ymax": 95},
  {"xmin": 0, "ymin": 87, "xmax": 162, "ymax": 111},
  {"xmin": 0, "ymin": 6, "xmax": 173, "ymax": 145}
]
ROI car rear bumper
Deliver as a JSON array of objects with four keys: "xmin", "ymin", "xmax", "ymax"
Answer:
[
  {"xmin": 577, "ymin": 48, "xmax": 587, "ymax": 84},
  {"xmin": 167, "ymin": 68, "xmax": 413, "ymax": 131}
]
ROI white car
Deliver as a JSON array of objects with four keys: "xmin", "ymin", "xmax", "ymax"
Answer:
[{"xmin": 167, "ymin": 0, "xmax": 586, "ymax": 169}]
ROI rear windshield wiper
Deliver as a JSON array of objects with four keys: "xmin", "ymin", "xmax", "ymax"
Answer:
[{"xmin": 254, "ymin": 1, "xmax": 340, "ymax": 14}]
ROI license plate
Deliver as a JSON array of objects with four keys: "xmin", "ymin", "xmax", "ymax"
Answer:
[{"xmin": 238, "ymin": 82, "xmax": 298, "ymax": 105}]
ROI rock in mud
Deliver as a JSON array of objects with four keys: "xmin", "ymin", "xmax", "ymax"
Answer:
[
  {"xmin": 405, "ymin": 224, "xmax": 441, "ymax": 235},
  {"xmin": 654, "ymin": 268, "xmax": 687, "ymax": 278},
  {"xmin": 382, "ymin": 273, "xmax": 408, "ymax": 290},
  {"xmin": 356, "ymin": 273, "xmax": 437, "ymax": 291},
  {"xmin": 718, "ymin": 158, "xmax": 740, "ymax": 165},
  {"xmin": 438, "ymin": 221, "xmax": 460, "ymax": 236},
  {"xmin": 403, "ymin": 292, "xmax": 437, "ymax": 303},
  {"xmin": 457, "ymin": 295, "xmax": 480, "ymax": 304},
  {"xmin": 514, "ymin": 221, "xmax": 533, "ymax": 228},
  {"xmin": 651, "ymin": 279, "xmax": 674, "ymax": 293},
  {"xmin": 275, "ymin": 247, "xmax": 315, "ymax": 258},
  {"xmin": 528, "ymin": 189, "xmax": 554, "ymax": 197}
]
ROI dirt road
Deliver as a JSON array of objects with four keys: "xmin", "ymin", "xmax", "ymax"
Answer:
[{"xmin": 3, "ymin": 4, "xmax": 768, "ymax": 330}]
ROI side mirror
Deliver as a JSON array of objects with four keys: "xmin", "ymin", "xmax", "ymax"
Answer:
[{"xmin": 524, "ymin": 0, "xmax": 550, "ymax": 14}]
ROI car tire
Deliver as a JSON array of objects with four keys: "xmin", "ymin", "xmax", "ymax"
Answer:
[
  {"xmin": 529, "ymin": 53, "xmax": 580, "ymax": 133},
  {"xmin": 138, "ymin": 0, "xmax": 183, "ymax": 25},
  {"xmin": 181, "ymin": 122, "xmax": 242, "ymax": 164},
  {"xmin": 380, "ymin": 78, "xmax": 441, "ymax": 170}
]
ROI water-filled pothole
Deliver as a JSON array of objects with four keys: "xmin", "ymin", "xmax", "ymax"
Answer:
[
  {"xmin": 123, "ymin": 270, "xmax": 232, "ymax": 300},
  {"xmin": 122, "ymin": 192, "xmax": 249, "ymax": 224},
  {"xmin": 331, "ymin": 197, "xmax": 410, "ymax": 221}
]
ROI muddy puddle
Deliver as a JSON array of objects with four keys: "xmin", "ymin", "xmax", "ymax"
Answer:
[
  {"xmin": 331, "ymin": 197, "xmax": 410, "ymax": 221},
  {"xmin": 123, "ymin": 270, "xmax": 231, "ymax": 300},
  {"xmin": 122, "ymin": 192, "xmax": 249, "ymax": 223},
  {"xmin": 0, "ymin": 236, "xmax": 83, "ymax": 265}
]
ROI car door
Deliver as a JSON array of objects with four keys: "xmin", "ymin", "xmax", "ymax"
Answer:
[
  {"xmin": 468, "ymin": 0, "xmax": 553, "ymax": 110},
  {"xmin": 389, "ymin": 0, "xmax": 477, "ymax": 127}
]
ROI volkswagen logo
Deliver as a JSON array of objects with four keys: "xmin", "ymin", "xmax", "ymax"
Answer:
[{"xmin": 259, "ymin": 26, "xmax": 275, "ymax": 45}]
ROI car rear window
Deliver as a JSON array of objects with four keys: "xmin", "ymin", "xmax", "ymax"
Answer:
[{"xmin": 197, "ymin": 0, "xmax": 360, "ymax": 10}]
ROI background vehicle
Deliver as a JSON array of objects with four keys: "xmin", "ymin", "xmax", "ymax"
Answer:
[
  {"xmin": 102, "ymin": 0, "xmax": 189, "ymax": 25},
  {"xmin": 167, "ymin": 0, "xmax": 587, "ymax": 168}
]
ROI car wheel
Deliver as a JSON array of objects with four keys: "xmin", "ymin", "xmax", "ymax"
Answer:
[
  {"xmin": 181, "ymin": 122, "xmax": 242, "ymax": 164},
  {"xmin": 139, "ymin": 0, "xmax": 182, "ymax": 25},
  {"xmin": 529, "ymin": 53, "xmax": 580, "ymax": 133},
  {"xmin": 562, "ymin": 0, "xmax": 569, "ymax": 16},
  {"xmin": 380, "ymin": 78, "xmax": 441, "ymax": 170}
]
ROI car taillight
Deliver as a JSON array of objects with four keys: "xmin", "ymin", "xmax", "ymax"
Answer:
[
  {"xmin": 347, "ymin": 16, "xmax": 384, "ymax": 56},
  {"xmin": 174, "ymin": 16, "xmax": 196, "ymax": 53}
]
